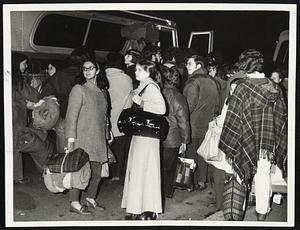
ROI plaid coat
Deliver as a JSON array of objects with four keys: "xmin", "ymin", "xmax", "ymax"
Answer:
[{"xmin": 218, "ymin": 77, "xmax": 287, "ymax": 182}]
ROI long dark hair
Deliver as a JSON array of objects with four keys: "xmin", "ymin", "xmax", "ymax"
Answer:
[
  {"xmin": 161, "ymin": 66, "xmax": 181, "ymax": 89},
  {"xmin": 12, "ymin": 52, "xmax": 28, "ymax": 90},
  {"xmin": 82, "ymin": 59, "xmax": 109, "ymax": 90},
  {"xmin": 125, "ymin": 49, "xmax": 142, "ymax": 64},
  {"xmin": 236, "ymin": 49, "xmax": 264, "ymax": 73},
  {"xmin": 136, "ymin": 59, "xmax": 162, "ymax": 88}
]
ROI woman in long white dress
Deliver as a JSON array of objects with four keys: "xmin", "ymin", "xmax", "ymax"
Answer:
[{"xmin": 121, "ymin": 59, "xmax": 166, "ymax": 220}]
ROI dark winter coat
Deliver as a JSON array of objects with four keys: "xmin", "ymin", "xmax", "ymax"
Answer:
[
  {"xmin": 162, "ymin": 85, "xmax": 191, "ymax": 148},
  {"xmin": 214, "ymin": 76, "xmax": 228, "ymax": 111},
  {"xmin": 183, "ymin": 68, "xmax": 219, "ymax": 138}
]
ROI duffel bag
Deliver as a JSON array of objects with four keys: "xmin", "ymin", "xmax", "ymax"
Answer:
[
  {"xmin": 46, "ymin": 148, "xmax": 89, "ymax": 173},
  {"xmin": 33, "ymin": 96, "xmax": 60, "ymax": 130}
]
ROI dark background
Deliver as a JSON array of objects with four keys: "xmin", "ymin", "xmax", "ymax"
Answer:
[{"xmin": 145, "ymin": 10, "xmax": 289, "ymax": 65}]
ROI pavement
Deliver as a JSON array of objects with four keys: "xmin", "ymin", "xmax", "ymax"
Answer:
[{"xmin": 11, "ymin": 153, "xmax": 287, "ymax": 224}]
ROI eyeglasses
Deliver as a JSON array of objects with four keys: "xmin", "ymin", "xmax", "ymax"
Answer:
[{"xmin": 83, "ymin": 66, "xmax": 96, "ymax": 72}]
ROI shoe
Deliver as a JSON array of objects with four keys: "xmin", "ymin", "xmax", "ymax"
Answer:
[
  {"xmin": 187, "ymin": 185, "xmax": 194, "ymax": 192},
  {"xmin": 125, "ymin": 214, "xmax": 140, "ymax": 220},
  {"xmin": 70, "ymin": 205, "xmax": 92, "ymax": 215},
  {"xmin": 195, "ymin": 182, "xmax": 207, "ymax": 191},
  {"xmin": 256, "ymin": 212, "xmax": 267, "ymax": 221},
  {"xmin": 110, "ymin": 177, "xmax": 120, "ymax": 181},
  {"xmin": 14, "ymin": 177, "xmax": 30, "ymax": 184},
  {"xmin": 140, "ymin": 212, "xmax": 151, "ymax": 220},
  {"xmin": 140, "ymin": 212, "xmax": 157, "ymax": 220},
  {"xmin": 86, "ymin": 199, "xmax": 105, "ymax": 211}
]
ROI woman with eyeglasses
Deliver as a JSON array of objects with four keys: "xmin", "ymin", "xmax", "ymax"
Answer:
[{"xmin": 64, "ymin": 59, "xmax": 110, "ymax": 215}]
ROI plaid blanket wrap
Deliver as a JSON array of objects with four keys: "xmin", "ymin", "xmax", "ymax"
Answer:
[
  {"xmin": 46, "ymin": 148, "xmax": 90, "ymax": 173},
  {"xmin": 218, "ymin": 78, "xmax": 287, "ymax": 182}
]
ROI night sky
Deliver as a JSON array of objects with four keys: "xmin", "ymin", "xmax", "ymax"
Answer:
[{"xmin": 145, "ymin": 10, "xmax": 289, "ymax": 65}]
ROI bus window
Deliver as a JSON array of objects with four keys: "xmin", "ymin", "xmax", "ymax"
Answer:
[
  {"xmin": 33, "ymin": 14, "xmax": 89, "ymax": 48},
  {"xmin": 188, "ymin": 31, "xmax": 214, "ymax": 55},
  {"xmin": 85, "ymin": 20, "xmax": 126, "ymax": 52},
  {"xmin": 158, "ymin": 29, "xmax": 173, "ymax": 50}
]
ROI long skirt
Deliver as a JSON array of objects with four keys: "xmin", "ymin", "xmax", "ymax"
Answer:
[{"xmin": 121, "ymin": 136, "xmax": 162, "ymax": 214}]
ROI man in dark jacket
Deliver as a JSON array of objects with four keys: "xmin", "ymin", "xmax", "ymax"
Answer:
[{"xmin": 183, "ymin": 55, "xmax": 220, "ymax": 191}]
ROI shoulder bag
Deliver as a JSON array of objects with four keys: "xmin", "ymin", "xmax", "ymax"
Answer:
[{"xmin": 117, "ymin": 83, "xmax": 169, "ymax": 140}]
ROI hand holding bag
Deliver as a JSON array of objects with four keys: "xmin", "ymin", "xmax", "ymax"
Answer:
[{"xmin": 197, "ymin": 119, "xmax": 222, "ymax": 161}]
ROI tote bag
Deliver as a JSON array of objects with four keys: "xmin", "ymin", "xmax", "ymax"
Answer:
[
  {"xmin": 197, "ymin": 120, "xmax": 222, "ymax": 161},
  {"xmin": 222, "ymin": 175, "xmax": 247, "ymax": 221},
  {"xmin": 173, "ymin": 153, "xmax": 196, "ymax": 190}
]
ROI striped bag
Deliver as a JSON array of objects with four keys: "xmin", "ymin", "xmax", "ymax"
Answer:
[{"xmin": 222, "ymin": 175, "xmax": 247, "ymax": 221}]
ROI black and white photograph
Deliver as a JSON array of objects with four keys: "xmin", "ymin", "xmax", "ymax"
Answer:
[{"xmin": 3, "ymin": 2, "xmax": 296, "ymax": 227}]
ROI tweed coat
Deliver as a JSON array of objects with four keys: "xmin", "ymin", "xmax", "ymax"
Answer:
[{"xmin": 64, "ymin": 82, "xmax": 108, "ymax": 163}]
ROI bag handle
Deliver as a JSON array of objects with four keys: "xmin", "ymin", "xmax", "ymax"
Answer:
[
  {"xmin": 131, "ymin": 83, "xmax": 158, "ymax": 108},
  {"xmin": 138, "ymin": 82, "xmax": 158, "ymax": 96},
  {"xmin": 61, "ymin": 147, "xmax": 69, "ymax": 173}
]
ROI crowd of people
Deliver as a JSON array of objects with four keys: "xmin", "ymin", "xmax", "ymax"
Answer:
[{"xmin": 11, "ymin": 42, "xmax": 288, "ymax": 221}]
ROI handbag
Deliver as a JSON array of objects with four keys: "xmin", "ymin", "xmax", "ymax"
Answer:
[
  {"xmin": 173, "ymin": 151, "xmax": 196, "ymax": 190},
  {"xmin": 101, "ymin": 162, "xmax": 109, "ymax": 178},
  {"xmin": 117, "ymin": 83, "xmax": 169, "ymax": 140},
  {"xmin": 107, "ymin": 146, "xmax": 117, "ymax": 165},
  {"xmin": 197, "ymin": 119, "xmax": 222, "ymax": 161},
  {"xmin": 222, "ymin": 175, "xmax": 247, "ymax": 221}
]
